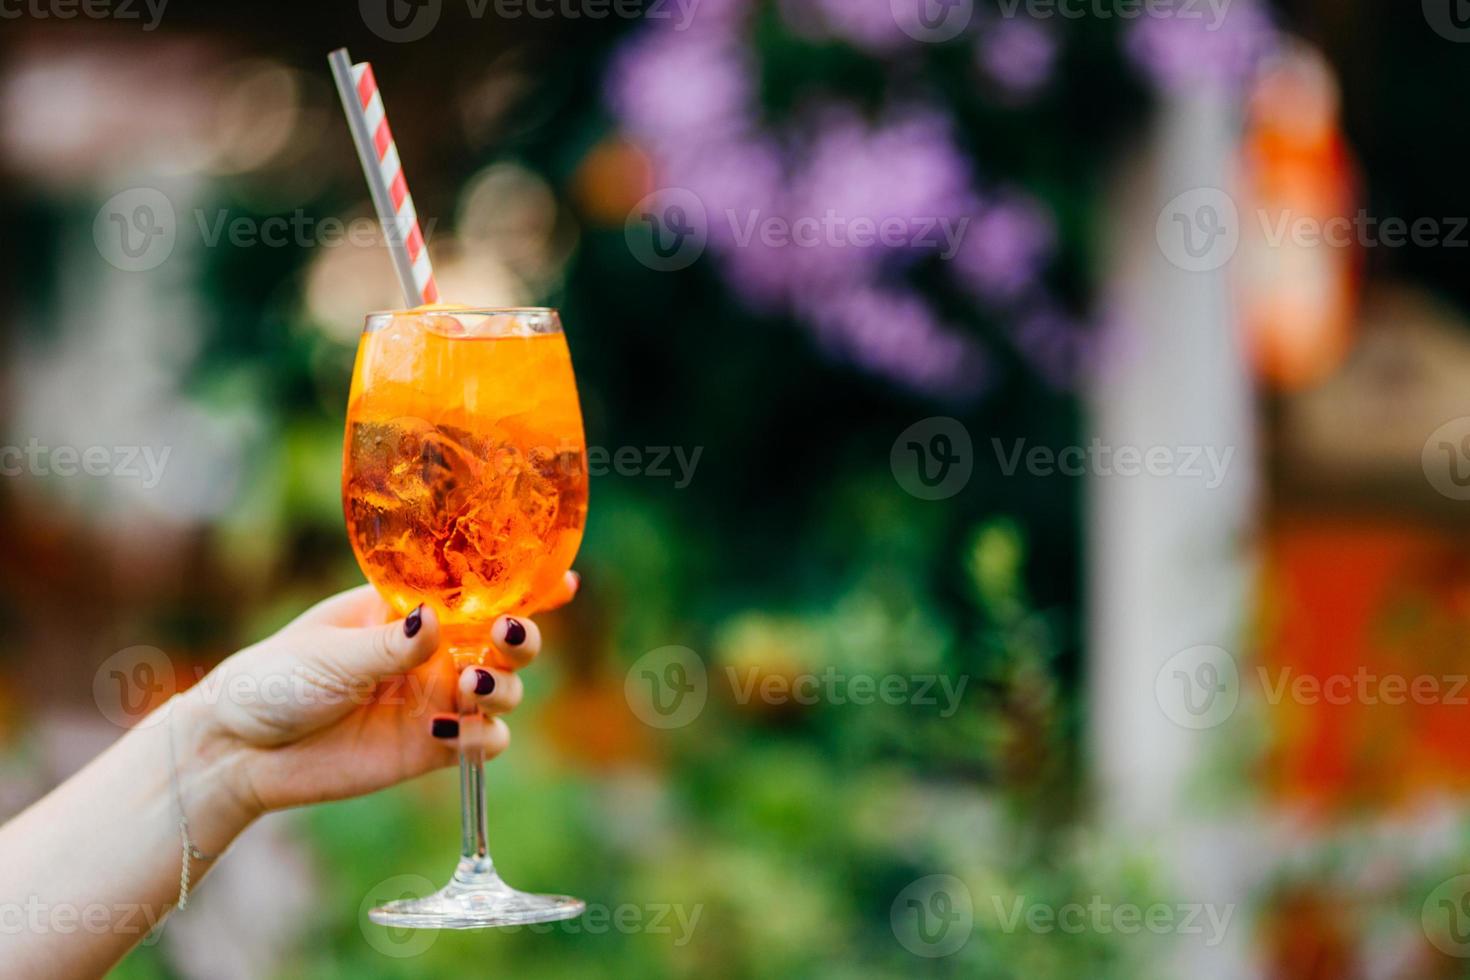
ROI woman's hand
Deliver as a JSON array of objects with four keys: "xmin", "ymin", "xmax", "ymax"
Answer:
[
  {"xmin": 177, "ymin": 572, "xmax": 578, "ymax": 819},
  {"xmin": 0, "ymin": 573, "xmax": 579, "ymax": 980}
]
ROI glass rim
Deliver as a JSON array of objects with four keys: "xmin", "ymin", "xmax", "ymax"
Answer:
[
  {"xmin": 364, "ymin": 305, "xmax": 560, "ymax": 317},
  {"xmin": 363, "ymin": 306, "xmax": 562, "ymax": 336}
]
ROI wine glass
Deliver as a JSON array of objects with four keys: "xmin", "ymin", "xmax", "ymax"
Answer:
[{"xmin": 342, "ymin": 306, "xmax": 588, "ymax": 928}]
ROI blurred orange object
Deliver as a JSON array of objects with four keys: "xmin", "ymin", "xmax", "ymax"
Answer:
[
  {"xmin": 572, "ymin": 137, "xmax": 655, "ymax": 225},
  {"xmin": 540, "ymin": 674, "xmax": 656, "ymax": 769},
  {"xmin": 1261, "ymin": 519, "xmax": 1470, "ymax": 812},
  {"xmin": 1262, "ymin": 886, "xmax": 1360, "ymax": 980},
  {"xmin": 1238, "ymin": 43, "xmax": 1360, "ymax": 391}
]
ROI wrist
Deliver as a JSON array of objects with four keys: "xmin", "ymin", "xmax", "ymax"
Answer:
[{"xmin": 167, "ymin": 688, "xmax": 264, "ymax": 841}]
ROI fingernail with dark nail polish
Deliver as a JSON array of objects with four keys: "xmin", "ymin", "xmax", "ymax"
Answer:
[
  {"xmin": 430, "ymin": 716, "xmax": 459, "ymax": 739},
  {"xmin": 503, "ymin": 618, "xmax": 526, "ymax": 646},
  {"xmin": 405, "ymin": 605, "xmax": 423, "ymax": 638},
  {"xmin": 474, "ymin": 669, "xmax": 496, "ymax": 696}
]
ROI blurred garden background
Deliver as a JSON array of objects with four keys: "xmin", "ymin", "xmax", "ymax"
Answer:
[{"xmin": 5, "ymin": 0, "xmax": 1470, "ymax": 976}]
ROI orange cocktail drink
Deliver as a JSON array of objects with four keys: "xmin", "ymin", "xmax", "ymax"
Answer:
[{"xmin": 343, "ymin": 306, "xmax": 587, "ymax": 664}]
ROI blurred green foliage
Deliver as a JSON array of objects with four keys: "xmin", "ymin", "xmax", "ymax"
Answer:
[{"xmin": 38, "ymin": 4, "xmax": 1205, "ymax": 978}]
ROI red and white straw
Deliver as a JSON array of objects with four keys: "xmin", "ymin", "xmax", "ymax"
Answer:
[{"xmin": 328, "ymin": 48, "xmax": 440, "ymax": 307}]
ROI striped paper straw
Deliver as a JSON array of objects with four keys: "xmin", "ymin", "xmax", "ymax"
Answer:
[{"xmin": 328, "ymin": 47, "xmax": 440, "ymax": 307}]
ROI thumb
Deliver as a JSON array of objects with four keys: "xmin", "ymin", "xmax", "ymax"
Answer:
[{"xmin": 308, "ymin": 603, "xmax": 440, "ymax": 685}]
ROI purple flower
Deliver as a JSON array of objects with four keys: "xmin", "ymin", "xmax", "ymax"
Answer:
[
  {"xmin": 951, "ymin": 191, "xmax": 1056, "ymax": 306},
  {"xmin": 791, "ymin": 106, "xmax": 975, "ymax": 230},
  {"xmin": 798, "ymin": 283, "xmax": 990, "ymax": 401},
  {"xmin": 693, "ymin": 107, "xmax": 980, "ymax": 310},
  {"xmin": 777, "ymin": 0, "xmax": 913, "ymax": 53},
  {"xmin": 600, "ymin": 0, "xmax": 1076, "ymax": 403},
  {"xmin": 605, "ymin": 30, "xmax": 756, "ymax": 145},
  {"xmin": 1007, "ymin": 302, "xmax": 1094, "ymax": 390},
  {"xmin": 976, "ymin": 18, "xmax": 1059, "ymax": 101},
  {"xmin": 1125, "ymin": 0, "xmax": 1278, "ymax": 93}
]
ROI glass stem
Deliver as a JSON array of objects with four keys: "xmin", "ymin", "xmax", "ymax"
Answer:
[{"xmin": 455, "ymin": 712, "xmax": 495, "ymax": 882}]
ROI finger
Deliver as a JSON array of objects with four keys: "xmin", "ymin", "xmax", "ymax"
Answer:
[
  {"xmin": 428, "ymin": 713, "xmax": 511, "ymax": 758},
  {"xmin": 537, "ymin": 571, "xmax": 580, "ymax": 612},
  {"xmin": 459, "ymin": 666, "xmax": 523, "ymax": 716},
  {"xmin": 306, "ymin": 603, "xmax": 439, "ymax": 687},
  {"xmin": 405, "ymin": 726, "xmax": 460, "ymax": 776},
  {"xmin": 489, "ymin": 614, "xmax": 541, "ymax": 669},
  {"xmin": 292, "ymin": 584, "xmax": 393, "ymax": 629}
]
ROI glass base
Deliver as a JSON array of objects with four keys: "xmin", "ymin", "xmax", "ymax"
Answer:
[{"xmin": 370, "ymin": 857, "xmax": 585, "ymax": 930}]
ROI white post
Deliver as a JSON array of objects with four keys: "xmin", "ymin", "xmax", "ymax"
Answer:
[{"xmin": 1087, "ymin": 89, "xmax": 1261, "ymax": 978}]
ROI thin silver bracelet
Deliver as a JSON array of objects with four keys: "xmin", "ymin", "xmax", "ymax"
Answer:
[{"xmin": 167, "ymin": 696, "xmax": 217, "ymax": 911}]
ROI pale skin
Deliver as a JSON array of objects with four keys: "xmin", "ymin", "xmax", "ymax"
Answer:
[{"xmin": 0, "ymin": 571, "xmax": 578, "ymax": 980}]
